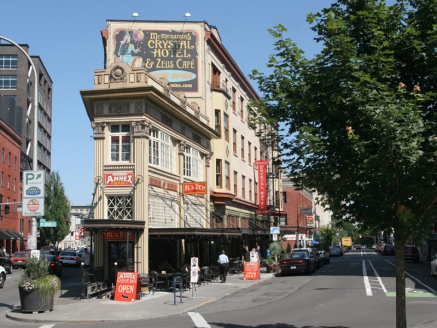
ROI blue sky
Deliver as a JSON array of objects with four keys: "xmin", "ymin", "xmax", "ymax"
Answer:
[{"xmin": 1, "ymin": 0, "xmax": 332, "ymax": 205}]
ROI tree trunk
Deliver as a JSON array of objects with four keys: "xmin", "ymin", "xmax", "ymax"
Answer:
[{"xmin": 395, "ymin": 240, "xmax": 406, "ymax": 328}]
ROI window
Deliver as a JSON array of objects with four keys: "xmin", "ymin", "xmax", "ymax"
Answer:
[
  {"xmin": 8, "ymin": 175, "xmax": 10, "ymax": 189},
  {"xmin": 249, "ymin": 179, "xmax": 252, "ymax": 201},
  {"xmin": 0, "ymin": 75, "xmax": 17, "ymax": 89},
  {"xmin": 149, "ymin": 129, "xmax": 174, "ymax": 171},
  {"xmin": 282, "ymin": 192, "xmax": 287, "ymax": 204},
  {"xmin": 215, "ymin": 159, "xmax": 222, "ymax": 188},
  {"xmin": 108, "ymin": 196, "xmax": 133, "ymax": 220},
  {"xmin": 212, "ymin": 65, "xmax": 220, "ymax": 89},
  {"xmin": 14, "ymin": 178, "xmax": 16, "ymax": 192},
  {"xmin": 233, "ymin": 171, "xmax": 238, "ymax": 195},
  {"xmin": 215, "ymin": 110, "xmax": 221, "ymax": 134},
  {"xmin": 8, "ymin": 152, "xmax": 11, "ymax": 167},
  {"xmin": 255, "ymin": 182, "xmax": 258, "ymax": 205},
  {"xmin": 232, "ymin": 88, "xmax": 236, "ymax": 112},
  {"xmin": 225, "ymin": 162, "xmax": 230, "ymax": 190},
  {"xmin": 1, "ymin": 148, "xmax": 3, "ymax": 162},
  {"xmin": 0, "ymin": 171, "xmax": 3, "ymax": 187},
  {"xmin": 223, "ymin": 114, "xmax": 229, "ymax": 142},
  {"xmin": 0, "ymin": 55, "xmax": 18, "ymax": 69},
  {"xmin": 241, "ymin": 136, "xmax": 245, "ymax": 159},
  {"xmin": 248, "ymin": 142, "xmax": 252, "ymax": 163},
  {"xmin": 110, "ymin": 124, "xmax": 131, "ymax": 162},
  {"xmin": 184, "ymin": 146, "xmax": 203, "ymax": 180},
  {"xmin": 254, "ymin": 147, "xmax": 257, "ymax": 162},
  {"xmin": 242, "ymin": 175, "xmax": 246, "ymax": 199},
  {"xmin": 233, "ymin": 129, "xmax": 237, "ymax": 154},
  {"xmin": 14, "ymin": 156, "xmax": 17, "ymax": 170},
  {"xmin": 240, "ymin": 97, "xmax": 244, "ymax": 119}
]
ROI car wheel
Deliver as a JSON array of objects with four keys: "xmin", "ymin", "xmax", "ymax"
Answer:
[{"xmin": 0, "ymin": 273, "xmax": 5, "ymax": 288}]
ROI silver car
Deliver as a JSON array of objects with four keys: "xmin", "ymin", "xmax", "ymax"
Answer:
[
  {"xmin": 431, "ymin": 256, "xmax": 437, "ymax": 277},
  {"xmin": 58, "ymin": 251, "xmax": 81, "ymax": 267}
]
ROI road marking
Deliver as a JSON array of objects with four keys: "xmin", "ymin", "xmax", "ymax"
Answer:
[
  {"xmin": 188, "ymin": 312, "xmax": 211, "ymax": 328},
  {"xmin": 385, "ymin": 260, "xmax": 437, "ymax": 294},
  {"xmin": 39, "ymin": 325, "xmax": 55, "ymax": 328},
  {"xmin": 367, "ymin": 260, "xmax": 387, "ymax": 292},
  {"xmin": 362, "ymin": 260, "xmax": 373, "ymax": 296},
  {"xmin": 361, "ymin": 251, "xmax": 367, "ymax": 256},
  {"xmin": 386, "ymin": 292, "xmax": 437, "ymax": 297}
]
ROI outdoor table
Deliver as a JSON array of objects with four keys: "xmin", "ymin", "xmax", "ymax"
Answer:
[{"xmin": 165, "ymin": 272, "xmax": 184, "ymax": 290}]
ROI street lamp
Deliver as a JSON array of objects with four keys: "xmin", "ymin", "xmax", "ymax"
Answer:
[{"xmin": 0, "ymin": 36, "xmax": 39, "ymax": 249}]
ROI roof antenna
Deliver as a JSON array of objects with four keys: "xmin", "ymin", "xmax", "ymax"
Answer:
[
  {"xmin": 130, "ymin": 12, "xmax": 139, "ymax": 31},
  {"xmin": 181, "ymin": 12, "xmax": 191, "ymax": 32}
]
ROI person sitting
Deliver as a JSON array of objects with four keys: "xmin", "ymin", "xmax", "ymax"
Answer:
[{"xmin": 179, "ymin": 262, "xmax": 189, "ymax": 272}]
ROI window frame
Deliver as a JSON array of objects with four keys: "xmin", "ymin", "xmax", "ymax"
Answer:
[
  {"xmin": 233, "ymin": 129, "xmax": 237, "ymax": 154},
  {"xmin": 215, "ymin": 159, "xmax": 222, "ymax": 188},
  {"xmin": 225, "ymin": 162, "xmax": 230, "ymax": 190},
  {"xmin": 241, "ymin": 135, "xmax": 245, "ymax": 159},
  {"xmin": 242, "ymin": 175, "xmax": 246, "ymax": 199},
  {"xmin": 233, "ymin": 171, "xmax": 238, "ymax": 195},
  {"xmin": 110, "ymin": 124, "xmax": 131, "ymax": 162},
  {"xmin": 184, "ymin": 146, "xmax": 203, "ymax": 181},
  {"xmin": 224, "ymin": 113, "xmax": 229, "ymax": 142},
  {"xmin": 0, "ymin": 75, "xmax": 17, "ymax": 89},
  {"xmin": 215, "ymin": 110, "xmax": 221, "ymax": 134},
  {"xmin": 149, "ymin": 129, "xmax": 175, "ymax": 172}
]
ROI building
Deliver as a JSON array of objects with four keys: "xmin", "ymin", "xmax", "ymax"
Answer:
[
  {"xmin": 57, "ymin": 205, "xmax": 91, "ymax": 250},
  {"xmin": 0, "ymin": 42, "xmax": 53, "ymax": 251},
  {"xmin": 0, "ymin": 96, "xmax": 26, "ymax": 253},
  {"xmin": 80, "ymin": 19, "xmax": 281, "ymax": 279},
  {"xmin": 280, "ymin": 178, "xmax": 314, "ymax": 249}
]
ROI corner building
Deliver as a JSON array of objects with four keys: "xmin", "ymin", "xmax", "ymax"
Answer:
[{"xmin": 81, "ymin": 20, "xmax": 280, "ymax": 279}]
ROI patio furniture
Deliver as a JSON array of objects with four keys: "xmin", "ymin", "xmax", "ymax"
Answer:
[{"xmin": 150, "ymin": 271, "xmax": 168, "ymax": 291}]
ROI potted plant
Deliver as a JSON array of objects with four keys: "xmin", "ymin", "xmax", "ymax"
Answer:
[
  {"xmin": 268, "ymin": 241, "xmax": 283, "ymax": 274},
  {"xmin": 18, "ymin": 254, "xmax": 61, "ymax": 313},
  {"xmin": 262, "ymin": 257, "xmax": 276, "ymax": 273}
]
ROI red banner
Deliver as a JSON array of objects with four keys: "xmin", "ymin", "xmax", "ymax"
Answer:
[
  {"xmin": 114, "ymin": 272, "xmax": 140, "ymax": 302},
  {"xmin": 105, "ymin": 172, "xmax": 134, "ymax": 188},
  {"xmin": 183, "ymin": 182, "xmax": 207, "ymax": 194},
  {"xmin": 103, "ymin": 230, "xmax": 134, "ymax": 241},
  {"xmin": 243, "ymin": 262, "xmax": 260, "ymax": 280},
  {"xmin": 255, "ymin": 160, "xmax": 269, "ymax": 213}
]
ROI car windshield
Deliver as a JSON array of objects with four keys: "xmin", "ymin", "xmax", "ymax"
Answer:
[
  {"xmin": 291, "ymin": 252, "xmax": 307, "ymax": 259},
  {"xmin": 13, "ymin": 253, "xmax": 30, "ymax": 258},
  {"xmin": 42, "ymin": 255, "xmax": 56, "ymax": 261},
  {"xmin": 61, "ymin": 252, "xmax": 76, "ymax": 256}
]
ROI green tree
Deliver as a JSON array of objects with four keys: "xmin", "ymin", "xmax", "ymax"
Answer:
[
  {"xmin": 286, "ymin": 242, "xmax": 291, "ymax": 253},
  {"xmin": 249, "ymin": 1, "xmax": 437, "ymax": 327},
  {"xmin": 40, "ymin": 171, "xmax": 70, "ymax": 245},
  {"xmin": 268, "ymin": 241, "xmax": 283, "ymax": 268},
  {"xmin": 319, "ymin": 225, "xmax": 338, "ymax": 251}
]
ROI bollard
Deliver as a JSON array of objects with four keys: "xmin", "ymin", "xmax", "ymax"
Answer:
[
  {"xmin": 173, "ymin": 276, "xmax": 183, "ymax": 305},
  {"xmin": 80, "ymin": 262, "xmax": 86, "ymax": 299}
]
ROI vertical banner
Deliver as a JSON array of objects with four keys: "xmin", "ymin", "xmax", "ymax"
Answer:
[
  {"xmin": 190, "ymin": 257, "xmax": 199, "ymax": 284},
  {"xmin": 255, "ymin": 160, "xmax": 269, "ymax": 214},
  {"xmin": 243, "ymin": 262, "xmax": 260, "ymax": 280}
]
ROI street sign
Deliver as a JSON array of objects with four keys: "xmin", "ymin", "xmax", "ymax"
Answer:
[
  {"xmin": 270, "ymin": 227, "xmax": 280, "ymax": 234},
  {"xmin": 300, "ymin": 207, "xmax": 313, "ymax": 215},
  {"xmin": 39, "ymin": 221, "xmax": 57, "ymax": 227},
  {"xmin": 23, "ymin": 170, "xmax": 45, "ymax": 216}
]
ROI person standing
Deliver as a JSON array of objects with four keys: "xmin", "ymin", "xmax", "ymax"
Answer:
[
  {"xmin": 242, "ymin": 246, "xmax": 250, "ymax": 263},
  {"xmin": 256, "ymin": 246, "xmax": 262, "ymax": 262},
  {"xmin": 82, "ymin": 248, "xmax": 91, "ymax": 269},
  {"xmin": 218, "ymin": 250, "xmax": 229, "ymax": 283},
  {"xmin": 250, "ymin": 248, "xmax": 260, "ymax": 262}
]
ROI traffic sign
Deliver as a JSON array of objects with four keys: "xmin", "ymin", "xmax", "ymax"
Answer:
[
  {"xmin": 39, "ymin": 221, "xmax": 57, "ymax": 227},
  {"xmin": 270, "ymin": 226, "xmax": 280, "ymax": 234}
]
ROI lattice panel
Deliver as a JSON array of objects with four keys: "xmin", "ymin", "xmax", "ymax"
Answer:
[{"xmin": 148, "ymin": 196, "xmax": 178, "ymax": 228}]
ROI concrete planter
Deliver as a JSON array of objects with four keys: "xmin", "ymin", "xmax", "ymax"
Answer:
[{"xmin": 19, "ymin": 287, "xmax": 54, "ymax": 313}]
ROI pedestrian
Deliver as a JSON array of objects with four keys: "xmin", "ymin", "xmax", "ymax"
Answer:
[
  {"xmin": 256, "ymin": 245, "xmax": 262, "ymax": 262},
  {"xmin": 218, "ymin": 250, "xmax": 229, "ymax": 283},
  {"xmin": 250, "ymin": 248, "xmax": 260, "ymax": 263},
  {"xmin": 2, "ymin": 246, "xmax": 8, "ymax": 256},
  {"xmin": 82, "ymin": 248, "xmax": 91, "ymax": 269},
  {"xmin": 242, "ymin": 246, "xmax": 250, "ymax": 262}
]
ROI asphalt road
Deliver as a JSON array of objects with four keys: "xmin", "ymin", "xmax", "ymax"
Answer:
[{"xmin": 2, "ymin": 249, "xmax": 437, "ymax": 328}]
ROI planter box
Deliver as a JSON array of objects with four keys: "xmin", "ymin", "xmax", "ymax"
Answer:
[{"xmin": 19, "ymin": 287, "xmax": 54, "ymax": 313}]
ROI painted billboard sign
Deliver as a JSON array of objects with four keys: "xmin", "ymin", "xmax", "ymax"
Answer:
[
  {"xmin": 111, "ymin": 28, "xmax": 199, "ymax": 92},
  {"xmin": 105, "ymin": 172, "xmax": 134, "ymax": 187},
  {"xmin": 255, "ymin": 160, "xmax": 269, "ymax": 214}
]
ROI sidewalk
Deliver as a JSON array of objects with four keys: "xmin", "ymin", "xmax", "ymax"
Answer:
[{"xmin": 6, "ymin": 272, "xmax": 275, "ymax": 324}]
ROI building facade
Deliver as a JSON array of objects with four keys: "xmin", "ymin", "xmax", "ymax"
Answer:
[{"xmin": 81, "ymin": 20, "xmax": 282, "ymax": 279}]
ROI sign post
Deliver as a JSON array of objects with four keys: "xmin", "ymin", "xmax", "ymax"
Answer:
[{"xmin": 190, "ymin": 257, "xmax": 199, "ymax": 298}]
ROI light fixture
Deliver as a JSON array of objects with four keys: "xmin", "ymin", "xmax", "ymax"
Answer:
[
  {"xmin": 184, "ymin": 13, "xmax": 191, "ymax": 18},
  {"xmin": 132, "ymin": 12, "xmax": 139, "ymax": 18},
  {"xmin": 100, "ymin": 185, "xmax": 106, "ymax": 190}
]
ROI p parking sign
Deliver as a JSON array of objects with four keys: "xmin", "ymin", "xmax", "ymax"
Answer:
[{"xmin": 22, "ymin": 170, "xmax": 45, "ymax": 216}]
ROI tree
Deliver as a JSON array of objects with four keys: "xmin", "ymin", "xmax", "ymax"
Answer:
[
  {"xmin": 249, "ymin": 1, "xmax": 437, "ymax": 327},
  {"xmin": 40, "ymin": 171, "xmax": 70, "ymax": 246},
  {"xmin": 319, "ymin": 225, "xmax": 338, "ymax": 251},
  {"xmin": 268, "ymin": 241, "xmax": 283, "ymax": 270}
]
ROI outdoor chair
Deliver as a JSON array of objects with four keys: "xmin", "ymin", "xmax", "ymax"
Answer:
[
  {"xmin": 210, "ymin": 266, "xmax": 220, "ymax": 282},
  {"xmin": 150, "ymin": 271, "xmax": 168, "ymax": 291},
  {"xmin": 139, "ymin": 273, "xmax": 155, "ymax": 295}
]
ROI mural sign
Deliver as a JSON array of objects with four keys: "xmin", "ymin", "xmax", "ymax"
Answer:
[{"xmin": 111, "ymin": 28, "xmax": 199, "ymax": 92}]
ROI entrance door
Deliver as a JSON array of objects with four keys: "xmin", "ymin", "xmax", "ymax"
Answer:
[{"xmin": 109, "ymin": 241, "xmax": 134, "ymax": 273}]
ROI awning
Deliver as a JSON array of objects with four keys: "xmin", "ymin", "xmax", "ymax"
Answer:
[
  {"xmin": 149, "ymin": 227, "xmax": 242, "ymax": 237},
  {"xmin": 83, "ymin": 219, "xmax": 146, "ymax": 230},
  {"xmin": 0, "ymin": 228, "xmax": 15, "ymax": 240},
  {"xmin": 8, "ymin": 229, "xmax": 25, "ymax": 240},
  {"xmin": 241, "ymin": 228, "xmax": 269, "ymax": 235}
]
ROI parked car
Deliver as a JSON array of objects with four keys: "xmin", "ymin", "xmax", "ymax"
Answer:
[
  {"xmin": 0, "ymin": 265, "xmax": 5, "ymax": 288},
  {"xmin": 279, "ymin": 251, "xmax": 315, "ymax": 275},
  {"xmin": 11, "ymin": 251, "xmax": 31, "ymax": 269},
  {"xmin": 431, "ymin": 256, "xmax": 437, "ymax": 277},
  {"xmin": 42, "ymin": 252, "xmax": 63, "ymax": 277},
  {"xmin": 0, "ymin": 251, "xmax": 13, "ymax": 274},
  {"xmin": 58, "ymin": 250, "xmax": 81, "ymax": 267},
  {"xmin": 404, "ymin": 245, "xmax": 420, "ymax": 263},
  {"xmin": 330, "ymin": 246, "xmax": 342, "ymax": 257},
  {"xmin": 293, "ymin": 248, "xmax": 323, "ymax": 269},
  {"xmin": 381, "ymin": 244, "xmax": 395, "ymax": 256},
  {"xmin": 318, "ymin": 250, "xmax": 330, "ymax": 264}
]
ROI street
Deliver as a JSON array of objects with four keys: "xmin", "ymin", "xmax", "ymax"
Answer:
[{"xmin": 1, "ymin": 249, "xmax": 437, "ymax": 327}]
